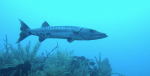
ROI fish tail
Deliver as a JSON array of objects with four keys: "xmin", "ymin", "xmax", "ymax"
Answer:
[{"xmin": 16, "ymin": 19, "xmax": 30, "ymax": 43}]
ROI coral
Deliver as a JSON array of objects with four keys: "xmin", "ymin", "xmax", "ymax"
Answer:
[
  {"xmin": 100, "ymin": 58, "xmax": 112, "ymax": 76},
  {"xmin": 94, "ymin": 53, "xmax": 125, "ymax": 76},
  {"xmin": 43, "ymin": 49, "xmax": 73, "ymax": 76},
  {"xmin": 71, "ymin": 59, "xmax": 90, "ymax": 76},
  {"xmin": 94, "ymin": 52, "xmax": 112, "ymax": 76},
  {"xmin": 94, "ymin": 52, "xmax": 102, "ymax": 74},
  {"xmin": 0, "ymin": 51, "xmax": 3, "ymax": 65},
  {"xmin": 0, "ymin": 35, "xmax": 42, "ymax": 76},
  {"xmin": 29, "ymin": 70, "xmax": 44, "ymax": 76},
  {"xmin": 0, "ymin": 35, "xmax": 125, "ymax": 76}
]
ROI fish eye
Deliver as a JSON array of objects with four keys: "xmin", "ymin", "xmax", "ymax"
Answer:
[{"xmin": 89, "ymin": 29, "xmax": 95, "ymax": 32}]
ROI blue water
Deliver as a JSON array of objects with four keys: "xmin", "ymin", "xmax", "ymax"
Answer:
[{"xmin": 0, "ymin": 0, "xmax": 150, "ymax": 76}]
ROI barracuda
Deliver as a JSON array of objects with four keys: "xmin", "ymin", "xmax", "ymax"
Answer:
[{"xmin": 16, "ymin": 19, "xmax": 108, "ymax": 43}]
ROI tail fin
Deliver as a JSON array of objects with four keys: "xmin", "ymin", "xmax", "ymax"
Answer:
[{"xmin": 16, "ymin": 19, "xmax": 30, "ymax": 43}]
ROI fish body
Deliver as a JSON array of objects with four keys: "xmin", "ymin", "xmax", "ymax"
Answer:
[{"xmin": 16, "ymin": 19, "xmax": 108, "ymax": 43}]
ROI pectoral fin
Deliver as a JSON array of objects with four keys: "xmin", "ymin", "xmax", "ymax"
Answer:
[
  {"xmin": 67, "ymin": 37, "xmax": 74, "ymax": 43},
  {"xmin": 39, "ymin": 37, "xmax": 46, "ymax": 42}
]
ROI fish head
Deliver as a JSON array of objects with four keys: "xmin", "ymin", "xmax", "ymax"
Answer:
[{"xmin": 80, "ymin": 28, "xmax": 108, "ymax": 40}]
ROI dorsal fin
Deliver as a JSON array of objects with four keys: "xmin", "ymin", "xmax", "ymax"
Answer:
[{"xmin": 41, "ymin": 21, "xmax": 50, "ymax": 27}]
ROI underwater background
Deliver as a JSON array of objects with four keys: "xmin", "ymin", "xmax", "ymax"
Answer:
[{"xmin": 0, "ymin": 0, "xmax": 150, "ymax": 76}]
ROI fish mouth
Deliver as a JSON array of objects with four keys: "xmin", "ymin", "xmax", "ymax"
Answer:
[
  {"xmin": 103, "ymin": 34, "xmax": 108, "ymax": 38},
  {"xmin": 100, "ymin": 33, "xmax": 108, "ymax": 38},
  {"xmin": 92, "ymin": 33, "xmax": 108, "ymax": 39}
]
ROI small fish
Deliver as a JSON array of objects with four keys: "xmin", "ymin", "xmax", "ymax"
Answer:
[{"xmin": 16, "ymin": 19, "xmax": 108, "ymax": 43}]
